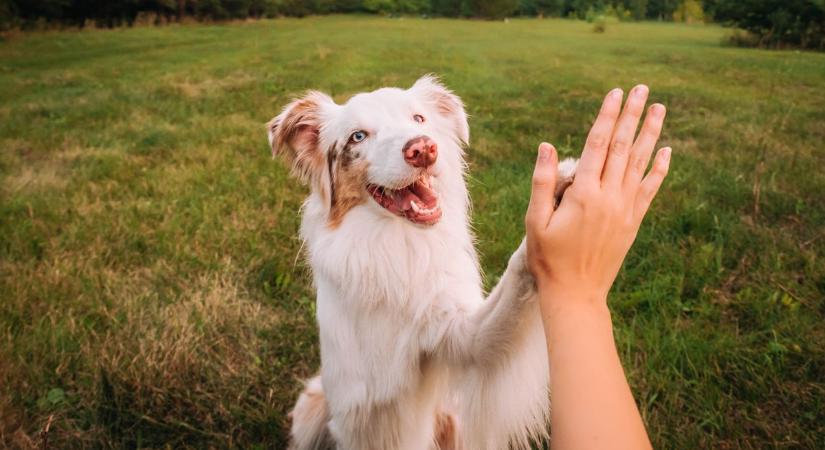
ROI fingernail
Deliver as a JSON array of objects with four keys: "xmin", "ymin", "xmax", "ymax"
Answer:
[
  {"xmin": 663, "ymin": 147, "xmax": 672, "ymax": 161},
  {"xmin": 634, "ymin": 84, "xmax": 649, "ymax": 97},
  {"xmin": 651, "ymin": 103, "xmax": 666, "ymax": 116},
  {"xmin": 611, "ymin": 88, "xmax": 623, "ymax": 99},
  {"xmin": 538, "ymin": 144, "xmax": 550, "ymax": 161}
]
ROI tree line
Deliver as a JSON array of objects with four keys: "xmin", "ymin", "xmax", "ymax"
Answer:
[
  {"xmin": 2, "ymin": 0, "xmax": 823, "ymax": 50},
  {"xmin": 0, "ymin": 1, "xmax": 700, "ymax": 25}
]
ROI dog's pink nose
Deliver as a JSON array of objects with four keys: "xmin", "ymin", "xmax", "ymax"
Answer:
[{"xmin": 403, "ymin": 136, "xmax": 438, "ymax": 168}]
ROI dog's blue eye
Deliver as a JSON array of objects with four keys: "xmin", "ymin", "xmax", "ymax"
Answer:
[{"xmin": 351, "ymin": 131, "xmax": 367, "ymax": 143}]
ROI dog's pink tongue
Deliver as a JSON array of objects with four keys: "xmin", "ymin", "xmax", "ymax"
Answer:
[
  {"xmin": 390, "ymin": 181, "xmax": 438, "ymax": 212},
  {"xmin": 392, "ymin": 188, "xmax": 420, "ymax": 212},
  {"xmin": 410, "ymin": 179, "xmax": 438, "ymax": 208}
]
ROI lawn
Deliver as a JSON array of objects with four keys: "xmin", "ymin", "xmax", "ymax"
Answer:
[{"xmin": 1, "ymin": 15, "xmax": 824, "ymax": 449}]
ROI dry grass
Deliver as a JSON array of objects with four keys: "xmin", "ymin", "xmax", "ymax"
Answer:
[{"xmin": 2, "ymin": 267, "xmax": 284, "ymax": 448}]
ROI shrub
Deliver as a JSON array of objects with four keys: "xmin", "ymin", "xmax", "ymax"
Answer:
[
  {"xmin": 711, "ymin": 0, "xmax": 825, "ymax": 50},
  {"xmin": 584, "ymin": 5, "xmax": 621, "ymax": 32},
  {"xmin": 592, "ymin": 16, "xmax": 607, "ymax": 32},
  {"xmin": 673, "ymin": 0, "xmax": 703, "ymax": 24},
  {"xmin": 724, "ymin": 27, "xmax": 761, "ymax": 48}
]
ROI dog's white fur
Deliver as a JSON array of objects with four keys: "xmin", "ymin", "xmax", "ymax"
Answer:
[{"xmin": 268, "ymin": 76, "xmax": 576, "ymax": 450}]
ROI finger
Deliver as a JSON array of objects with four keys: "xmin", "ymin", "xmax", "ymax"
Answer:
[
  {"xmin": 526, "ymin": 143, "xmax": 559, "ymax": 232},
  {"xmin": 634, "ymin": 147, "xmax": 671, "ymax": 222},
  {"xmin": 576, "ymin": 88, "xmax": 623, "ymax": 185},
  {"xmin": 602, "ymin": 84, "xmax": 649, "ymax": 188},
  {"xmin": 625, "ymin": 103, "xmax": 666, "ymax": 190}
]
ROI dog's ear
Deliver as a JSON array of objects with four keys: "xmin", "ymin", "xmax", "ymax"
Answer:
[
  {"xmin": 267, "ymin": 91, "xmax": 335, "ymax": 185},
  {"xmin": 411, "ymin": 75, "xmax": 470, "ymax": 145}
]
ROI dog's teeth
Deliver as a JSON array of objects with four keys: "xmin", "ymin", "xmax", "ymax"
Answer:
[{"xmin": 411, "ymin": 201, "xmax": 421, "ymax": 213}]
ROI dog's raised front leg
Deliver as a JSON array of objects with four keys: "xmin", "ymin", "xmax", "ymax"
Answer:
[
  {"xmin": 426, "ymin": 238, "xmax": 548, "ymax": 450},
  {"xmin": 435, "ymin": 239, "xmax": 536, "ymax": 367}
]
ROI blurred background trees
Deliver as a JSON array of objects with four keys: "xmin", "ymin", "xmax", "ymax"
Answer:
[
  {"xmin": 708, "ymin": 0, "xmax": 825, "ymax": 49},
  {"xmin": 1, "ymin": 0, "xmax": 823, "ymax": 50}
]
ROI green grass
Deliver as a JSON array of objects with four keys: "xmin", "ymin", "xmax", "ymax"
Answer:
[{"xmin": 1, "ymin": 15, "xmax": 824, "ymax": 449}]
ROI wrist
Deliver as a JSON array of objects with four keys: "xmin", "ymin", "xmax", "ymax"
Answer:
[
  {"xmin": 538, "ymin": 293, "xmax": 615, "ymax": 356},
  {"xmin": 536, "ymin": 285, "xmax": 612, "ymax": 325},
  {"xmin": 536, "ymin": 277, "xmax": 608, "ymax": 305}
]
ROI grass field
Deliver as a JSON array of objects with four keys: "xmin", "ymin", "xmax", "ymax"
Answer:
[{"xmin": 1, "ymin": 15, "xmax": 824, "ymax": 449}]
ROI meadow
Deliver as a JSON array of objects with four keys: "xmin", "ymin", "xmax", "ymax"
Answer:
[{"xmin": 1, "ymin": 15, "xmax": 824, "ymax": 449}]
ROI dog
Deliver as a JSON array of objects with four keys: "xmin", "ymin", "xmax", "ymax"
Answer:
[{"xmin": 268, "ymin": 76, "xmax": 577, "ymax": 450}]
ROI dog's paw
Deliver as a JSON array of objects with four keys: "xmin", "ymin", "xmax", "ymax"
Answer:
[
  {"xmin": 554, "ymin": 158, "xmax": 578, "ymax": 208},
  {"xmin": 510, "ymin": 238, "xmax": 529, "ymax": 272}
]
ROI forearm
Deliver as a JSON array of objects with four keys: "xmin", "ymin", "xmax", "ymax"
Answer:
[{"xmin": 540, "ymin": 289, "xmax": 651, "ymax": 450}]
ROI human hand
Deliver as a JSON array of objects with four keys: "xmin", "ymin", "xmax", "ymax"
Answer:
[{"xmin": 525, "ymin": 85, "xmax": 670, "ymax": 312}]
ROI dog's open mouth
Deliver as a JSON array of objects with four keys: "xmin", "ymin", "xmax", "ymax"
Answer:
[{"xmin": 367, "ymin": 174, "xmax": 442, "ymax": 226}]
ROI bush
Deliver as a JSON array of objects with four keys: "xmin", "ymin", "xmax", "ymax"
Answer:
[
  {"xmin": 592, "ymin": 16, "xmax": 606, "ymax": 32},
  {"xmin": 724, "ymin": 28, "xmax": 761, "ymax": 48},
  {"xmin": 711, "ymin": 0, "xmax": 825, "ymax": 50},
  {"xmin": 584, "ymin": 5, "xmax": 621, "ymax": 32},
  {"xmin": 673, "ymin": 0, "xmax": 703, "ymax": 23}
]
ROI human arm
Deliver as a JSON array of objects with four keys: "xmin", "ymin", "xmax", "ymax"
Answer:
[{"xmin": 525, "ymin": 85, "xmax": 671, "ymax": 449}]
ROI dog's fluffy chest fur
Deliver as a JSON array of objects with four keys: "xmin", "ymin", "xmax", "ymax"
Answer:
[{"xmin": 302, "ymin": 191, "xmax": 482, "ymax": 311}]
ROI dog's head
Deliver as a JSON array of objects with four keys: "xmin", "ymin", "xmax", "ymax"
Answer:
[{"xmin": 268, "ymin": 75, "xmax": 469, "ymax": 228}]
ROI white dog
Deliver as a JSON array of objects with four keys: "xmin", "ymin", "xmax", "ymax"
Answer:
[{"xmin": 268, "ymin": 76, "xmax": 576, "ymax": 450}]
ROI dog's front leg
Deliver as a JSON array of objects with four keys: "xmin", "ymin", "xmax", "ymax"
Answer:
[
  {"xmin": 426, "ymin": 238, "xmax": 536, "ymax": 368},
  {"xmin": 466, "ymin": 239, "xmax": 537, "ymax": 366},
  {"xmin": 425, "ymin": 239, "xmax": 550, "ymax": 450}
]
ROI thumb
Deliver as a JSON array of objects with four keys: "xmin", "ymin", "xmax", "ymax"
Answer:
[{"xmin": 525, "ymin": 143, "xmax": 558, "ymax": 233}]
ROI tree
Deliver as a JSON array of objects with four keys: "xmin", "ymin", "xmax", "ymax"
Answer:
[
  {"xmin": 467, "ymin": 0, "xmax": 519, "ymax": 18},
  {"xmin": 622, "ymin": 0, "xmax": 646, "ymax": 20},
  {"xmin": 712, "ymin": 0, "xmax": 825, "ymax": 49},
  {"xmin": 645, "ymin": 0, "xmax": 678, "ymax": 20},
  {"xmin": 672, "ymin": 0, "xmax": 702, "ymax": 23},
  {"xmin": 362, "ymin": 0, "xmax": 431, "ymax": 14},
  {"xmin": 519, "ymin": 0, "xmax": 564, "ymax": 17}
]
